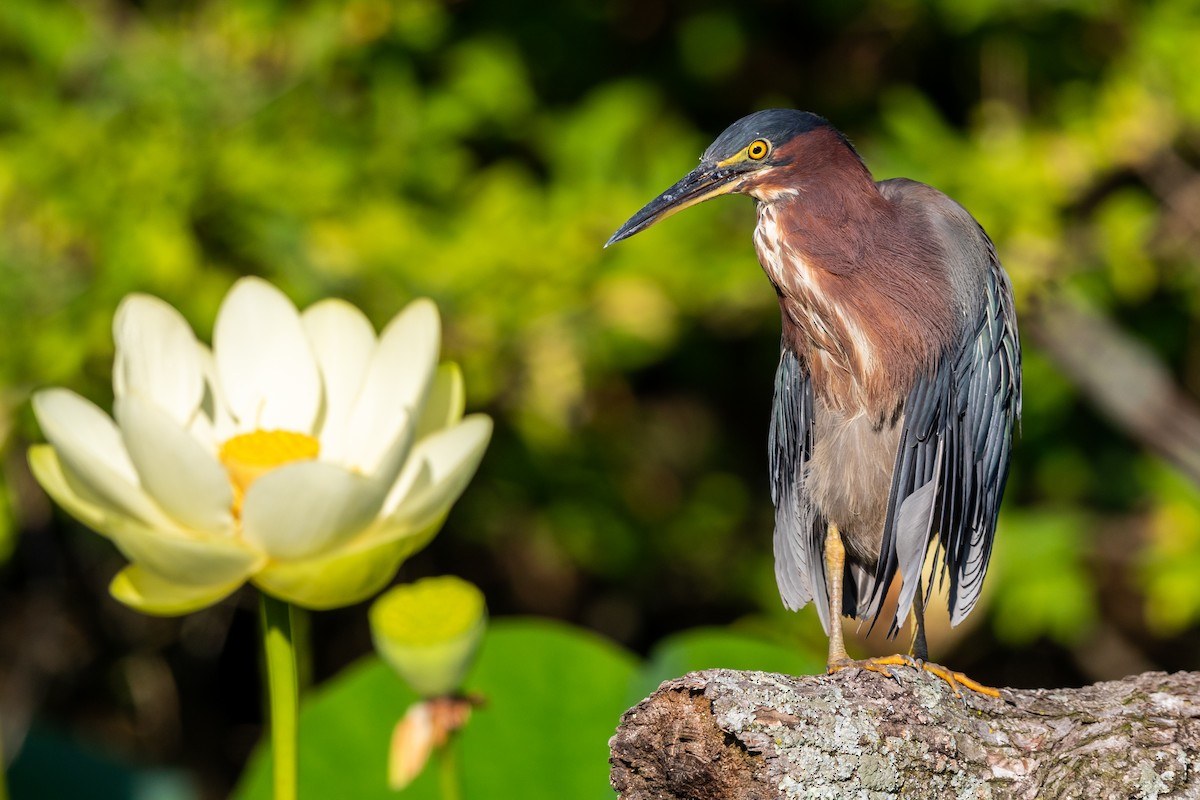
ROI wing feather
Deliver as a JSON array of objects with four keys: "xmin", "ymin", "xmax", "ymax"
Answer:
[
  {"xmin": 867, "ymin": 232, "xmax": 1021, "ymax": 635},
  {"xmin": 770, "ymin": 346, "xmax": 827, "ymax": 626}
]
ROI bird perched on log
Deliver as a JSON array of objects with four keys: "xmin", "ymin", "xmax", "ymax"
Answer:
[{"xmin": 607, "ymin": 109, "xmax": 1021, "ymax": 694}]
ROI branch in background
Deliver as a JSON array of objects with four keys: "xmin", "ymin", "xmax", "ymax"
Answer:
[
  {"xmin": 610, "ymin": 668, "xmax": 1200, "ymax": 798},
  {"xmin": 1030, "ymin": 295, "xmax": 1200, "ymax": 486}
]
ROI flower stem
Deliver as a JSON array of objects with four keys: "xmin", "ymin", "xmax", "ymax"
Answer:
[
  {"xmin": 291, "ymin": 606, "xmax": 313, "ymax": 693},
  {"xmin": 437, "ymin": 735, "xmax": 463, "ymax": 800},
  {"xmin": 260, "ymin": 593, "xmax": 299, "ymax": 800}
]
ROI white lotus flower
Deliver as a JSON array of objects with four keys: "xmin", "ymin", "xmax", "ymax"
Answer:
[{"xmin": 28, "ymin": 277, "xmax": 492, "ymax": 615}]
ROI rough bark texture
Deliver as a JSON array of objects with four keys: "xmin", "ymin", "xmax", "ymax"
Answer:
[{"xmin": 610, "ymin": 668, "xmax": 1200, "ymax": 799}]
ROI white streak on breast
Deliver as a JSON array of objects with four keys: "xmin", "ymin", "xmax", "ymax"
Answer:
[
  {"xmin": 754, "ymin": 205, "xmax": 818, "ymax": 297},
  {"xmin": 754, "ymin": 203, "xmax": 878, "ymax": 382},
  {"xmin": 842, "ymin": 313, "xmax": 877, "ymax": 374}
]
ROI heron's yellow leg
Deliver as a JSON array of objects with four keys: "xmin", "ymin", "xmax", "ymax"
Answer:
[
  {"xmin": 823, "ymin": 525, "xmax": 851, "ymax": 667},
  {"xmin": 826, "ymin": 558, "xmax": 1000, "ymax": 699}
]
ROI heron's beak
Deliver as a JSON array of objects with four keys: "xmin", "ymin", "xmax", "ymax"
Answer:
[{"xmin": 605, "ymin": 162, "xmax": 743, "ymax": 247}]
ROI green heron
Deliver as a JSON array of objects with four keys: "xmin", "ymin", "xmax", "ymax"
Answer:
[{"xmin": 608, "ymin": 110, "xmax": 1020, "ymax": 694}]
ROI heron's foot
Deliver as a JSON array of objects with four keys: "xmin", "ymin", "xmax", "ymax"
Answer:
[{"xmin": 826, "ymin": 654, "xmax": 1001, "ymax": 699}]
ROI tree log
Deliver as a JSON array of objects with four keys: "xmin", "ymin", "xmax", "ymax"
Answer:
[{"xmin": 609, "ymin": 668, "xmax": 1200, "ymax": 799}]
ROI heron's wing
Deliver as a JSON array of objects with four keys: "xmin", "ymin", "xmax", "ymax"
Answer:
[
  {"xmin": 868, "ymin": 240, "xmax": 1021, "ymax": 636},
  {"xmin": 770, "ymin": 346, "xmax": 831, "ymax": 629}
]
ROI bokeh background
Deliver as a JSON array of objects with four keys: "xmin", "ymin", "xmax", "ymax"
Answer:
[{"xmin": 2, "ymin": 0, "xmax": 1200, "ymax": 797}]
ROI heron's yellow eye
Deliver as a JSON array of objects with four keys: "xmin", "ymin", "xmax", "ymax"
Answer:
[{"xmin": 747, "ymin": 139, "xmax": 771, "ymax": 160}]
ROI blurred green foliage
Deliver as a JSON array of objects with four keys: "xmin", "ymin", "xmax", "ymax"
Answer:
[{"xmin": 3, "ymin": 0, "xmax": 1200, "ymax": 795}]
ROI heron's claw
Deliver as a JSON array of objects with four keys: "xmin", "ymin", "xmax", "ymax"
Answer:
[{"xmin": 827, "ymin": 654, "xmax": 1001, "ymax": 699}]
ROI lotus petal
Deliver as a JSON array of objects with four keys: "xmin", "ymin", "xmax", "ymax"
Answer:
[
  {"xmin": 339, "ymin": 299, "xmax": 439, "ymax": 474},
  {"xmin": 113, "ymin": 294, "xmax": 205, "ymax": 426},
  {"xmin": 32, "ymin": 390, "xmax": 176, "ymax": 530},
  {"xmin": 111, "ymin": 565, "xmax": 246, "ymax": 616},
  {"xmin": 413, "ymin": 363, "xmax": 465, "ymax": 442},
  {"xmin": 213, "ymin": 277, "xmax": 321, "ymax": 433},
  {"xmin": 380, "ymin": 415, "xmax": 492, "ymax": 529},
  {"xmin": 252, "ymin": 536, "xmax": 417, "ymax": 610},
  {"xmin": 30, "ymin": 446, "xmax": 262, "ymax": 585},
  {"xmin": 241, "ymin": 461, "xmax": 387, "ymax": 561},
  {"xmin": 115, "ymin": 394, "xmax": 234, "ymax": 535},
  {"xmin": 301, "ymin": 299, "xmax": 376, "ymax": 461}
]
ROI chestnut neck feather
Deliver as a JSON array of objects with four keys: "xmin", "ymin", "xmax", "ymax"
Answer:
[{"xmin": 748, "ymin": 130, "xmax": 958, "ymax": 421}]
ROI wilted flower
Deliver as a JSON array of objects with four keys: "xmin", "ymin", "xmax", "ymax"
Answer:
[
  {"xmin": 29, "ymin": 278, "xmax": 491, "ymax": 615},
  {"xmin": 388, "ymin": 695, "xmax": 476, "ymax": 791}
]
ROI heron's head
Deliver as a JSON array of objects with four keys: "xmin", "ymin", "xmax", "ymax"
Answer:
[{"xmin": 606, "ymin": 109, "xmax": 862, "ymax": 246}]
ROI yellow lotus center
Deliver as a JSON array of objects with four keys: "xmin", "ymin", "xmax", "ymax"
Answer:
[{"xmin": 219, "ymin": 429, "xmax": 320, "ymax": 514}]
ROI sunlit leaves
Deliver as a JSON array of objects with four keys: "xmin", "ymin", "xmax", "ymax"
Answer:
[
  {"xmin": 990, "ymin": 510, "xmax": 1097, "ymax": 646},
  {"xmin": 1140, "ymin": 465, "xmax": 1200, "ymax": 635}
]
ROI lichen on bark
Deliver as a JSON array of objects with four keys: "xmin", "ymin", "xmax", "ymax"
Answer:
[{"xmin": 610, "ymin": 668, "xmax": 1200, "ymax": 799}]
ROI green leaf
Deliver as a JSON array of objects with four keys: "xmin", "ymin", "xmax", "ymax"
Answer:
[
  {"xmin": 231, "ymin": 656, "xmax": 413, "ymax": 799},
  {"xmin": 458, "ymin": 619, "xmax": 636, "ymax": 798},
  {"xmin": 232, "ymin": 618, "xmax": 637, "ymax": 800}
]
